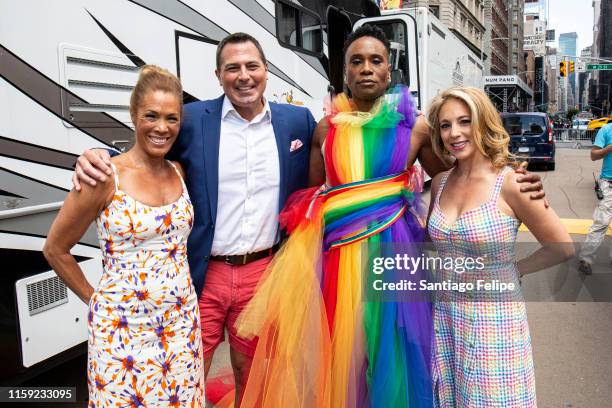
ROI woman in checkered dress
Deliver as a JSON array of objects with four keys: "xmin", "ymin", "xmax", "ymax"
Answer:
[{"xmin": 426, "ymin": 87, "xmax": 574, "ymax": 407}]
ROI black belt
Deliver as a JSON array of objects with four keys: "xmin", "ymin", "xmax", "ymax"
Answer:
[{"xmin": 210, "ymin": 243, "xmax": 280, "ymax": 266}]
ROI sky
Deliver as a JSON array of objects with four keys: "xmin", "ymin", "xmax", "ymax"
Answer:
[{"xmin": 540, "ymin": 0, "xmax": 596, "ymax": 55}]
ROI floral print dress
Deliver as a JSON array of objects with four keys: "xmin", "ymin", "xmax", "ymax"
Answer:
[{"xmin": 88, "ymin": 161, "xmax": 204, "ymax": 407}]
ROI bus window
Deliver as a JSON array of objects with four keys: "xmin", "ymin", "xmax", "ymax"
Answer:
[{"xmin": 276, "ymin": 0, "xmax": 323, "ymax": 56}]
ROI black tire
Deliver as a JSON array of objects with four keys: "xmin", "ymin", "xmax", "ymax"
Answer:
[{"xmin": 548, "ymin": 162, "xmax": 555, "ymax": 171}]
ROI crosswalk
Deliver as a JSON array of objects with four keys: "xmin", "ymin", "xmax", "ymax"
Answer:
[{"xmin": 519, "ymin": 218, "xmax": 612, "ymax": 235}]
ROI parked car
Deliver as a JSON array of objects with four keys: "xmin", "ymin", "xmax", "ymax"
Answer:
[
  {"xmin": 572, "ymin": 118, "xmax": 590, "ymax": 130},
  {"xmin": 501, "ymin": 112, "xmax": 556, "ymax": 170}
]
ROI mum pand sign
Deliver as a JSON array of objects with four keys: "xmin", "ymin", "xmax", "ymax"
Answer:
[
  {"xmin": 483, "ymin": 75, "xmax": 533, "ymax": 96},
  {"xmin": 484, "ymin": 75, "xmax": 519, "ymax": 85}
]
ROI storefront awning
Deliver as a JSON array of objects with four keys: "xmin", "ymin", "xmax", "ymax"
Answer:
[{"xmin": 483, "ymin": 75, "xmax": 534, "ymax": 97}]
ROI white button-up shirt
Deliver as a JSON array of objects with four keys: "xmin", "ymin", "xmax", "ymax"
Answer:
[{"xmin": 210, "ymin": 96, "xmax": 280, "ymax": 255}]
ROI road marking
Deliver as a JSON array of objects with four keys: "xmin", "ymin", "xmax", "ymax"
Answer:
[{"xmin": 519, "ymin": 218, "xmax": 612, "ymax": 235}]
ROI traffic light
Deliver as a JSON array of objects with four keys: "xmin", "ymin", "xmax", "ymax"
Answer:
[
  {"xmin": 559, "ymin": 61, "xmax": 567, "ymax": 77},
  {"xmin": 570, "ymin": 61, "xmax": 575, "ymax": 73}
]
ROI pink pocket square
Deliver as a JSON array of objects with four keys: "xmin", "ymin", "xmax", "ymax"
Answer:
[{"xmin": 290, "ymin": 139, "xmax": 303, "ymax": 152}]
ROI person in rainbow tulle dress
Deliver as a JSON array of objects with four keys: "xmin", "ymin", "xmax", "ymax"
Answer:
[{"xmin": 229, "ymin": 25, "xmax": 440, "ymax": 408}]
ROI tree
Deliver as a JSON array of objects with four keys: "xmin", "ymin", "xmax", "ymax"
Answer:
[{"xmin": 566, "ymin": 108, "xmax": 579, "ymax": 121}]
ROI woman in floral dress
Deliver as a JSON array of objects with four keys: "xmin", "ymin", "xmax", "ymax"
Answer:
[{"xmin": 44, "ymin": 65, "xmax": 204, "ymax": 407}]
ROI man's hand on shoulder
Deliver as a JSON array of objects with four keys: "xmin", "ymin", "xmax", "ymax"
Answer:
[
  {"xmin": 73, "ymin": 149, "xmax": 113, "ymax": 191},
  {"xmin": 513, "ymin": 161, "xmax": 548, "ymax": 208}
]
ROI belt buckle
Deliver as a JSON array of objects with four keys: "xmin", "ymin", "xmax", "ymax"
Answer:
[{"xmin": 224, "ymin": 254, "xmax": 248, "ymax": 266}]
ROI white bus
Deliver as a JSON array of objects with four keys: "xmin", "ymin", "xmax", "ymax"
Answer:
[{"xmin": 0, "ymin": 0, "xmax": 425, "ymax": 383}]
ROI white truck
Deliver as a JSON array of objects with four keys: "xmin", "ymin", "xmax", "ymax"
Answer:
[{"xmin": 0, "ymin": 0, "xmax": 481, "ymax": 383}]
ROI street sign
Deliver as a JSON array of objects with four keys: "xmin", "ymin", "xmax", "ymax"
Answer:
[
  {"xmin": 587, "ymin": 64, "xmax": 612, "ymax": 70},
  {"xmin": 577, "ymin": 61, "xmax": 586, "ymax": 72}
]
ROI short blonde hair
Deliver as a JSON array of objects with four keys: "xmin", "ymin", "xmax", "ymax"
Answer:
[
  {"xmin": 129, "ymin": 65, "xmax": 183, "ymax": 118},
  {"xmin": 427, "ymin": 86, "xmax": 511, "ymax": 169}
]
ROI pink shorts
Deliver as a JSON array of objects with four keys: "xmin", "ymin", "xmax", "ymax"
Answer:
[{"xmin": 199, "ymin": 256, "xmax": 271, "ymax": 358}]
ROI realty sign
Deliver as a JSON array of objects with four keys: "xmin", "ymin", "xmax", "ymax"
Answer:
[{"xmin": 524, "ymin": 34, "xmax": 546, "ymax": 56}]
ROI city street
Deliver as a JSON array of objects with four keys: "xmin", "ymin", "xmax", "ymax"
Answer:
[
  {"xmin": 17, "ymin": 148, "xmax": 612, "ymax": 408},
  {"xmin": 514, "ymin": 148, "xmax": 612, "ymax": 408}
]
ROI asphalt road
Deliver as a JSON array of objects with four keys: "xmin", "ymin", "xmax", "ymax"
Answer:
[
  {"xmin": 12, "ymin": 148, "xmax": 612, "ymax": 407},
  {"xmin": 515, "ymin": 148, "xmax": 612, "ymax": 408}
]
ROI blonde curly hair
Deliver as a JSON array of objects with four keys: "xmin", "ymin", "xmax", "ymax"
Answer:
[{"xmin": 427, "ymin": 86, "xmax": 511, "ymax": 169}]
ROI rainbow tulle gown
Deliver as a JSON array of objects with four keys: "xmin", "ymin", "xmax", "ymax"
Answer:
[{"xmin": 234, "ymin": 87, "xmax": 433, "ymax": 407}]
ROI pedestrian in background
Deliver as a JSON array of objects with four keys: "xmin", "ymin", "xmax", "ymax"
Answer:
[{"xmin": 579, "ymin": 122, "xmax": 612, "ymax": 275}]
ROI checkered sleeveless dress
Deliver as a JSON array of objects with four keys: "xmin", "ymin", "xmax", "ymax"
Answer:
[
  {"xmin": 88, "ymin": 161, "xmax": 204, "ymax": 407},
  {"xmin": 428, "ymin": 166, "xmax": 537, "ymax": 407}
]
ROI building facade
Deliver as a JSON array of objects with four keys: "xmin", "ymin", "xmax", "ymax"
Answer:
[
  {"xmin": 524, "ymin": 48, "xmax": 536, "ymax": 91},
  {"xmin": 591, "ymin": 0, "xmax": 612, "ymax": 116},
  {"xmin": 523, "ymin": 5, "xmax": 551, "ymax": 111},
  {"xmin": 589, "ymin": 0, "xmax": 602, "ymax": 111},
  {"xmin": 509, "ymin": 0, "xmax": 526, "ymax": 81},
  {"xmin": 402, "ymin": 0, "xmax": 486, "ymax": 57},
  {"xmin": 547, "ymin": 47, "xmax": 559, "ymax": 113},
  {"xmin": 559, "ymin": 32, "xmax": 578, "ymax": 108},
  {"xmin": 483, "ymin": 0, "xmax": 510, "ymax": 75},
  {"xmin": 579, "ymin": 46, "xmax": 592, "ymax": 110}
]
